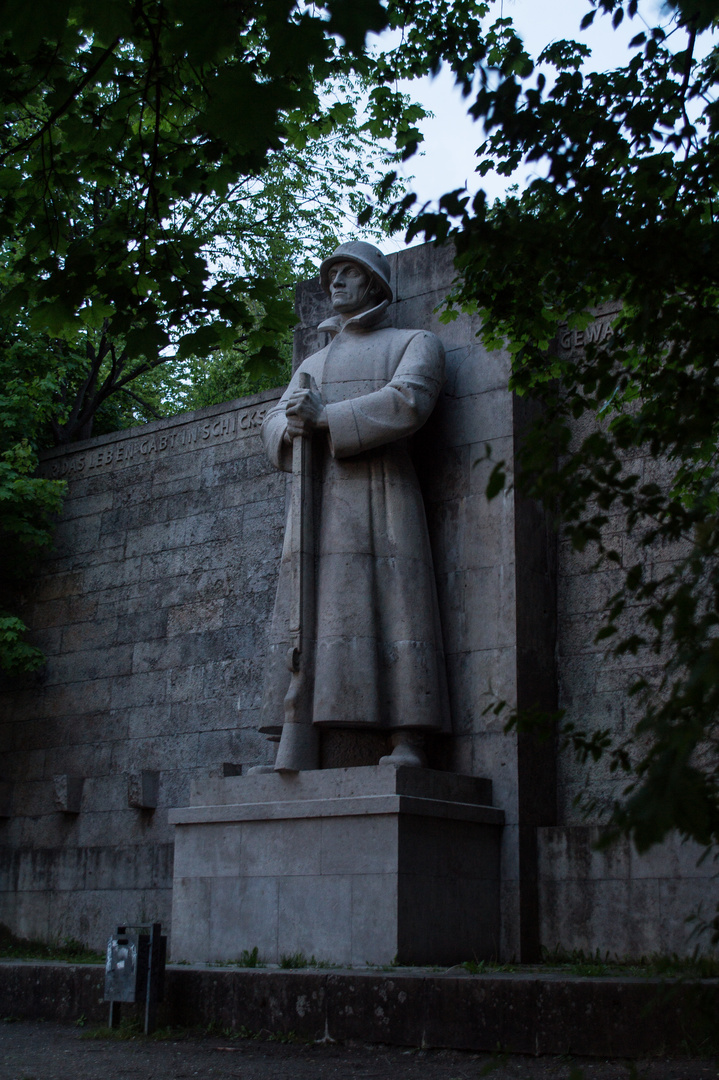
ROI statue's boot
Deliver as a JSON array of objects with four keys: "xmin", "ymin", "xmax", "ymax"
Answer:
[
  {"xmin": 274, "ymin": 721, "xmax": 319, "ymax": 772},
  {"xmin": 379, "ymin": 732, "xmax": 427, "ymax": 768},
  {"xmin": 247, "ymin": 734, "xmax": 280, "ymax": 774}
]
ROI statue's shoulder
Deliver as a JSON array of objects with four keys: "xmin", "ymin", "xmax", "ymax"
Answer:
[
  {"xmin": 297, "ymin": 340, "xmax": 332, "ymax": 371},
  {"xmin": 379, "ymin": 325, "xmax": 445, "ymax": 355}
]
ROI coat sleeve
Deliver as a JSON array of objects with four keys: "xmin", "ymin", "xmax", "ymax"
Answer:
[
  {"xmin": 261, "ymin": 348, "xmax": 330, "ymax": 471},
  {"xmin": 261, "ymin": 380, "xmax": 295, "ymax": 473},
  {"xmin": 325, "ymin": 331, "xmax": 445, "ymax": 459}
]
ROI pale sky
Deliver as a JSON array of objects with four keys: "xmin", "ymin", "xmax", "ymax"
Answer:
[{"xmin": 372, "ymin": 0, "xmax": 703, "ymax": 249}]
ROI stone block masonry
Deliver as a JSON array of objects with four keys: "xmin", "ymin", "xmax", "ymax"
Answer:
[
  {"xmin": 0, "ymin": 242, "xmax": 714, "ymax": 962},
  {"xmin": 0, "ymin": 960, "xmax": 717, "ymax": 1058},
  {"xmin": 540, "ymin": 312, "xmax": 718, "ymax": 959},
  {"xmin": 2, "ymin": 241, "xmax": 548, "ymax": 959},
  {"xmin": 170, "ymin": 766, "xmax": 504, "ymax": 966},
  {"xmin": 0, "ymin": 391, "xmax": 285, "ymax": 948}
]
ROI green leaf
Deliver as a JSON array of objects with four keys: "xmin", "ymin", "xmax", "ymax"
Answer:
[
  {"xmin": 28, "ymin": 300, "xmax": 77, "ymax": 338},
  {"xmin": 325, "ymin": 0, "xmax": 388, "ymax": 51},
  {"xmin": 125, "ymin": 324, "xmax": 170, "ymax": 357},
  {"xmin": 175, "ymin": 325, "xmax": 223, "ymax": 361}
]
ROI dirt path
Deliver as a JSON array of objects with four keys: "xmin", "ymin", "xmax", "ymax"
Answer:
[{"xmin": 0, "ymin": 1020, "xmax": 717, "ymax": 1080}]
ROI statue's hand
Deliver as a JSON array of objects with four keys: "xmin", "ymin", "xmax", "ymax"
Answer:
[{"xmin": 285, "ymin": 376, "xmax": 328, "ymax": 439}]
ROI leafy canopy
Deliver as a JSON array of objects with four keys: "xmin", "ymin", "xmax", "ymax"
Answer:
[
  {"xmin": 0, "ymin": 0, "xmax": 421, "ymax": 671},
  {"xmin": 373, "ymin": 0, "xmax": 719, "ymax": 904},
  {"xmin": 0, "ymin": 0, "xmax": 406, "ymax": 438}
]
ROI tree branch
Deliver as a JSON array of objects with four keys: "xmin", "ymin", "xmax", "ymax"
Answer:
[
  {"xmin": 120, "ymin": 385, "xmax": 165, "ymax": 419},
  {"xmin": 0, "ymin": 41, "xmax": 120, "ymax": 164},
  {"xmin": 53, "ymin": 332, "xmax": 111, "ymax": 443}
]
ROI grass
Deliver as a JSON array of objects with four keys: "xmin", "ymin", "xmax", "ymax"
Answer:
[
  {"xmin": 80, "ymin": 1018, "xmax": 178, "ymax": 1042},
  {"xmin": 207, "ymin": 947, "xmax": 334, "ymax": 970},
  {"xmin": 80, "ymin": 1018, "xmax": 302, "ymax": 1044},
  {"xmin": 227, "ymin": 947, "xmax": 265, "ymax": 968},
  {"xmin": 539, "ymin": 946, "xmax": 719, "ymax": 979},
  {"xmin": 0, "ymin": 925, "xmax": 104, "ymax": 965},
  {"xmin": 460, "ymin": 948, "xmax": 719, "ymax": 979},
  {"xmin": 209, "ymin": 946, "xmax": 267, "ymax": 969},
  {"xmin": 239, "ymin": 946, "xmax": 262, "ymax": 968},
  {"xmin": 462, "ymin": 959, "xmax": 519, "ymax": 975},
  {"xmin": 278, "ymin": 952, "xmax": 335, "ymax": 969},
  {"xmin": 1, "ymin": 921, "xmax": 716, "ymax": 980}
]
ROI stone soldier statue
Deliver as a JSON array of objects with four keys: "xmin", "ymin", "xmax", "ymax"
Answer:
[{"xmin": 259, "ymin": 240, "xmax": 450, "ymax": 770}]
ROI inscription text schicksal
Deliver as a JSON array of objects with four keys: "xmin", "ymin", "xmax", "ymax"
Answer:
[{"xmin": 42, "ymin": 403, "xmax": 271, "ymax": 480}]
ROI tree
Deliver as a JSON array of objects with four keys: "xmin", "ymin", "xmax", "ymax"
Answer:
[
  {"xmin": 371, "ymin": 0, "xmax": 719, "ymax": 929},
  {"xmin": 0, "ymin": 333, "xmax": 66, "ymax": 673},
  {"xmin": 0, "ymin": 0, "xmax": 423, "ymax": 673},
  {"xmin": 116, "ymin": 82, "xmax": 415, "ymax": 420},
  {"xmin": 0, "ymin": 1, "xmax": 422, "ymax": 440}
]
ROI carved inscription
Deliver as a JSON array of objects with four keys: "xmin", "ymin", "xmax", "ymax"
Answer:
[
  {"xmin": 558, "ymin": 315, "xmax": 615, "ymax": 353},
  {"xmin": 42, "ymin": 403, "xmax": 273, "ymax": 479}
]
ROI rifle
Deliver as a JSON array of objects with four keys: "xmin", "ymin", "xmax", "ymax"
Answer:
[{"xmin": 274, "ymin": 371, "xmax": 320, "ymax": 772}]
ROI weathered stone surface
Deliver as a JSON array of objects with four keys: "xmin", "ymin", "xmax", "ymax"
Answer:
[
  {"xmin": 170, "ymin": 766, "xmax": 503, "ymax": 966},
  {"xmin": 0, "ymin": 245, "xmax": 709, "ymax": 965},
  {"xmin": 52, "ymin": 775, "xmax": 84, "ymax": 814},
  {"xmin": 0, "ymin": 782, "xmax": 13, "ymax": 818},
  {"xmin": 537, "ymin": 826, "xmax": 716, "ymax": 957},
  {"xmin": 281, "ymin": 248, "xmax": 549, "ymax": 960},
  {"xmin": 0, "ymin": 390, "xmax": 285, "ymax": 948},
  {"xmin": 262, "ymin": 247, "xmax": 450, "ymax": 770},
  {"xmin": 0, "ymin": 961, "xmax": 717, "ymax": 1058},
  {"xmin": 127, "ymin": 769, "xmax": 159, "ymax": 810}
]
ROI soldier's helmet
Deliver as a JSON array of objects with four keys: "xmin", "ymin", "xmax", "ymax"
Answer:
[{"xmin": 319, "ymin": 241, "xmax": 393, "ymax": 304}]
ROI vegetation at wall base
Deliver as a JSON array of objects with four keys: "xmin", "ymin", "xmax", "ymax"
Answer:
[
  {"xmin": 278, "ymin": 951, "xmax": 335, "ymax": 969},
  {"xmin": 459, "ymin": 949, "xmax": 719, "ymax": 978},
  {"xmin": 537, "ymin": 946, "xmax": 719, "ymax": 980},
  {"xmin": 80, "ymin": 1018, "xmax": 181, "ymax": 1041},
  {"xmin": 0, "ymin": 924, "xmax": 104, "ymax": 964},
  {"xmin": 81, "ymin": 1019, "xmax": 305, "ymax": 1042},
  {"xmin": 237, "ymin": 946, "xmax": 263, "ymax": 968}
]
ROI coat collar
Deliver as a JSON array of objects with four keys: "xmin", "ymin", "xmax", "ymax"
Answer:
[{"xmin": 317, "ymin": 299, "xmax": 391, "ymax": 339}]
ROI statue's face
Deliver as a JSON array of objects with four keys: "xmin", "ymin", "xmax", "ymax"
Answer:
[{"xmin": 328, "ymin": 260, "xmax": 370, "ymax": 314}]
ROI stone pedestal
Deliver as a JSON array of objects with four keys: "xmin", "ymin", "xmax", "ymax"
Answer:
[{"xmin": 169, "ymin": 766, "xmax": 504, "ymax": 967}]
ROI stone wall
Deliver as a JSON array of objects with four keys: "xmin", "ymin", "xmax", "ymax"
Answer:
[
  {"xmin": 1, "ymin": 242, "xmax": 542, "ymax": 957},
  {"xmin": 0, "ymin": 241, "xmax": 714, "ymax": 960},
  {"xmin": 0, "ymin": 392, "xmax": 285, "ymax": 945},
  {"xmin": 536, "ymin": 317, "xmax": 715, "ymax": 956}
]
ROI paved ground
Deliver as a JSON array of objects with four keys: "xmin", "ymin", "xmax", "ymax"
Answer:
[{"xmin": 0, "ymin": 1021, "xmax": 717, "ymax": 1080}]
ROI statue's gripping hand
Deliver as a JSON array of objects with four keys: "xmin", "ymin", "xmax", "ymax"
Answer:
[{"xmin": 284, "ymin": 375, "xmax": 328, "ymax": 441}]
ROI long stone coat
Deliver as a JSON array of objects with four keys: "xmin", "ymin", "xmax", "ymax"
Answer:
[{"xmin": 259, "ymin": 301, "xmax": 450, "ymax": 734}]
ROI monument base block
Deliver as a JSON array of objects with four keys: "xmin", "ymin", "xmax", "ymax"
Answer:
[{"xmin": 169, "ymin": 766, "xmax": 504, "ymax": 967}]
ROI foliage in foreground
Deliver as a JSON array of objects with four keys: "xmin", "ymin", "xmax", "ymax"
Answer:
[
  {"xmin": 0, "ymin": 0, "xmax": 421, "ymax": 672},
  {"xmin": 0, "ymin": 0, "xmax": 417, "ymax": 443},
  {"xmin": 362, "ymin": 0, "xmax": 719, "ymax": 936},
  {"xmin": 0, "ymin": 352, "xmax": 67, "ymax": 673}
]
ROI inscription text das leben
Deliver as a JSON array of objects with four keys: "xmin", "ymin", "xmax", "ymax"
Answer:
[{"xmin": 42, "ymin": 403, "xmax": 272, "ymax": 479}]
